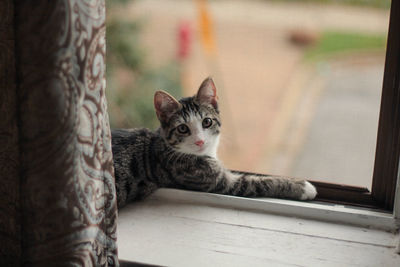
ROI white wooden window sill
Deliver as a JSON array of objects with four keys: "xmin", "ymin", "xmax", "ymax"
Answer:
[{"xmin": 118, "ymin": 188, "xmax": 400, "ymax": 267}]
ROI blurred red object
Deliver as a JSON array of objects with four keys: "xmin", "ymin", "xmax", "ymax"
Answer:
[{"xmin": 177, "ymin": 20, "xmax": 192, "ymax": 60}]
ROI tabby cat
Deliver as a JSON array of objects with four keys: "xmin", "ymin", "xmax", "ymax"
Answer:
[{"xmin": 112, "ymin": 77, "xmax": 317, "ymax": 208}]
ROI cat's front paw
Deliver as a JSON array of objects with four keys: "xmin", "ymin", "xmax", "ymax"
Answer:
[{"xmin": 299, "ymin": 181, "xmax": 317, "ymax": 200}]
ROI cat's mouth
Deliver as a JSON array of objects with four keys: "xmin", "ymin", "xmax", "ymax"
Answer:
[
  {"xmin": 193, "ymin": 144, "xmax": 207, "ymax": 154},
  {"xmin": 177, "ymin": 143, "xmax": 212, "ymax": 156}
]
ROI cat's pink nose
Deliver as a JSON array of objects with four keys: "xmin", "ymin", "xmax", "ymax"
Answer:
[{"xmin": 195, "ymin": 140, "xmax": 204, "ymax": 147}]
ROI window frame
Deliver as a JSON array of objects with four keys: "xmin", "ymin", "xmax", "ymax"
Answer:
[
  {"xmin": 117, "ymin": 8, "xmax": 400, "ymax": 264},
  {"xmin": 309, "ymin": 0, "xmax": 400, "ymax": 211}
]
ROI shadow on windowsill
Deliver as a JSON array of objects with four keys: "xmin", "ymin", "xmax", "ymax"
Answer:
[{"xmin": 120, "ymin": 260, "xmax": 165, "ymax": 267}]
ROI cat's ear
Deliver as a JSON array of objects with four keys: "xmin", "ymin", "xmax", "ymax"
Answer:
[
  {"xmin": 154, "ymin": 90, "xmax": 182, "ymax": 122},
  {"xmin": 196, "ymin": 77, "xmax": 218, "ymax": 109}
]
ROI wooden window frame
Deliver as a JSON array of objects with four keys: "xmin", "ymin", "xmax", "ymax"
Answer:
[{"xmin": 309, "ymin": 0, "xmax": 400, "ymax": 211}]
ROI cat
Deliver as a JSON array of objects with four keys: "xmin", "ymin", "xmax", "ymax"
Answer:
[{"xmin": 112, "ymin": 77, "xmax": 317, "ymax": 208}]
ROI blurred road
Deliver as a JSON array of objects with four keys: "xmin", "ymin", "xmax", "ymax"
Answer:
[
  {"xmin": 262, "ymin": 56, "xmax": 384, "ymax": 188},
  {"xmin": 292, "ymin": 60, "xmax": 383, "ymax": 188}
]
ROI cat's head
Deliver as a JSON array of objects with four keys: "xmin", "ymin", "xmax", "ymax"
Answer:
[{"xmin": 154, "ymin": 77, "xmax": 221, "ymax": 158}]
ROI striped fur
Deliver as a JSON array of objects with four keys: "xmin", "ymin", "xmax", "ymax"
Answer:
[{"xmin": 112, "ymin": 78, "xmax": 317, "ymax": 208}]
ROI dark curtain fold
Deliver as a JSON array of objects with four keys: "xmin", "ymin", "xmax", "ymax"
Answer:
[
  {"xmin": 0, "ymin": 0, "xmax": 21, "ymax": 265},
  {"xmin": 1, "ymin": 0, "xmax": 119, "ymax": 266}
]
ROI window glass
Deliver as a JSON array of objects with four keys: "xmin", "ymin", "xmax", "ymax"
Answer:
[{"xmin": 107, "ymin": 0, "xmax": 390, "ymax": 189}]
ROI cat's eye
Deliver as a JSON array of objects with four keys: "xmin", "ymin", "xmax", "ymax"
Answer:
[
  {"xmin": 177, "ymin": 124, "xmax": 189, "ymax": 134},
  {"xmin": 202, "ymin": 118, "xmax": 213, "ymax": 128}
]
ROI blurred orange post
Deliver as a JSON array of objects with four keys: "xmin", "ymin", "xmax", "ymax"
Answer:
[
  {"xmin": 196, "ymin": 0, "xmax": 217, "ymax": 57},
  {"xmin": 194, "ymin": 0, "xmax": 238, "ymax": 148}
]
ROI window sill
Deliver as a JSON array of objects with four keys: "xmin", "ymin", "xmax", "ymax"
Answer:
[
  {"xmin": 146, "ymin": 188, "xmax": 399, "ymax": 231},
  {"xmin": 118, "ymin": 189, "xmax": 400, "ymax": 266}
]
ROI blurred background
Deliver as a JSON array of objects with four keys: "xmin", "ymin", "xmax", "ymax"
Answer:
[{"xmin": 106, "ymin": 0, "xmax": 390, "ymax": 189}]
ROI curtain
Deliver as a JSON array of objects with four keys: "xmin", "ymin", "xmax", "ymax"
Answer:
[
  {"xmin": 0, "ymin": 1, "xmax": 21, "ymax": 265},
  {"xmin": 0, "ymin": 0, "xmax": 119, "ymax": 266}
]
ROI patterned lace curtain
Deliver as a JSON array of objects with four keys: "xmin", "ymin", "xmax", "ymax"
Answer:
[{"xmin": 0, "ymin": 0, "xmax": 118, "ymax": 266}]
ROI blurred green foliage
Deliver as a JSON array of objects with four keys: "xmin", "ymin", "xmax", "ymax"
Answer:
[
  {"xmin": 304, "ymin": 31, "xmax": 387, "ymax": 61},
  {"xmin": 106, "ymin": 0, "xmax": 182, "ymax": 130}
]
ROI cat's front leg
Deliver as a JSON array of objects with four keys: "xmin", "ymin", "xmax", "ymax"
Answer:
[
  {"xmin": 212, "ymin": 169, "xmax": 317, "ymax": 201},
  {"xmin": 164, "ymin": 154, "xmax": 317, "ymax": 201}
]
